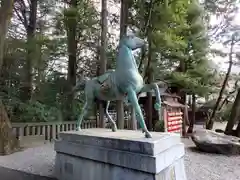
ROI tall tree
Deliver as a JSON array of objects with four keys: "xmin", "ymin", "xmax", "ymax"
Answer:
[
  {"xmin": 206, "ymin": 35, "xmax": 235, "ymax": 129},
  {"xmin": 99, "ymin": 0, "xmax": 108, "ymax": 128},
  {"xmin": 235, "ymin": 100, "xmax": 240, "ymax": 137},
  {"xmin": 225, "ymin": 88, "xmax": 240, "ymax": 136},
  {"xmin": 203, "ymin": 0, "xmax": 239, "ymax": 129},
  {"xmin": 129, "ymin": 0, "xmax": 190, "ymax": 132},
  {"xmin": 116, "ymin": 0, "xmax": 129, "ymax": 129},
  {"xmin": 67, "ymin": 0, "xmax": 77, "ymax": 90},
  {"xmin": 141, "ymin": 0, "xmax": 155, "ymax": 131},
  {"xmin": 14, "ymin": 0, "xmax": 38, "ymax": 101},
  {"xmin": 224, "ymin": 35, "xmax": 240, "ymax": 135},
  {"xmin": 0, "ymin": 0, "xmax": 19, "ymax": 155},
  {"xmin": 182, "ymin": 0, "xmax": 211, "ymax": 133},
  {"xmin": 65, "ymin": 0, "xmax": 77, "ymax": 120},
  {"xmin": 0, "ymin": 0, "xmax": 13, "ymax": 68}
]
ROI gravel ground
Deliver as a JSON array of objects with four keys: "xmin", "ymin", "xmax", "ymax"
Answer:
[
  {"xmin": 0, "ymin": 143, "xmax": 55, "ymax": 178},
  {"xmin": 0, "ymin": 125, "xmax": 239, "ymax": 180},
  {"xmin": 183, "ymin": 138, "xmax": 240, "ymax": 180}
]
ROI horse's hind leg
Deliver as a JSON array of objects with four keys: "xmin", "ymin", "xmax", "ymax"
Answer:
[
  {"xmin": 105, "ymin": 101, "xmax": 117, "ymax": 132},
  {"xmin": 76, "ymin": 99, "xmax": 93, "ymax": 131},
  {"xmin": 76, "ymin": 102, "xmax": 87, "ymax": 131}
]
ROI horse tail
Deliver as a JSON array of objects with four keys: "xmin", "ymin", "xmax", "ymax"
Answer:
[
  {"xmin": 72, "ymin": 79, "xmax": 86, "ymax": 93},
  {"xmin": 95, "ymin": 99, "xmax": 108, "ymax": 110}
]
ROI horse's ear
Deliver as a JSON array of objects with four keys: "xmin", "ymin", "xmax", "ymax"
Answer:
[
  {"xmin": 121, "ymin": 34, "xmax": 128, "ymax": 39},
  {"xmin": 127, "ymin": 31, "xmax": 136, "ymax": 37},
  {"xmin": 119, "ymin": 35, "xmax": 128, "ymax": 43}
]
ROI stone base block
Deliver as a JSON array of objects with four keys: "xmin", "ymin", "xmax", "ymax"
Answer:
[{"xmin": 54, "ymin": 128, "xmax": 187, "ymax": 180}]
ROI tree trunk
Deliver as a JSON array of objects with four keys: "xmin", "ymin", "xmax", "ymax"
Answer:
[
  {"xmin": 218, "ymin": 98, "xmax": 228, "ymax": 111},
  {"xmin": 146, "ymin": 74, "xmax": 153, "ymax": 130},
  {"xmin": 206, "ymin": 36, "xmax": 234, "ymax": 130},
  {"xmin": 0, "ymin": 0, "xmax": 19, "ymax": 155},
  {"xmin": 235, "ymin": 118, "xmax": 240, "ymax": 137},
  {"xmin": 67, "ymin": 0, "xmax": 77, "ymax": 87},
  {"xmin": 182, "ymin": 94, "xmax": 187, "ymax": 137},
  {"xmin": 179, "ymin": 53, "xmax": 187, "ymax": 136},
  {"xmin": 130, "ymin": 106, "xmax": 137, "ymax": 130},
  {"xmin": 20, "ymin": 0, "xmax": 38, "ymax": 101},
  {"xmin": 0, "ymin": 1, "xmax": 13, "ymax": 69},
  {"xmin": 116, "ymin": 0, "xmax": 129, "ymax": 129},
  {"xmin": 224, "ymin": 88, "xmax": 240, "ymax": 135},
  {"xmin": 187, "ymin": 93, "xmax": 196, "ymax": 133},
  {"xmin": 138, "ymin": 0, "xmax": 154, "ymax": 72},
  {"xmin": 219, "ymin": 80, "xmax": 239, "ymax": 111},
  {"xmin": 65, "ymin": 0, "xmax": 77, "ymax": 120},
  {"xmin": 99, "ymin": 0, "xmax": 108, "ymax": 128},
  {"xmin": 145, "ymin": 36, "xmax": 153, "ymax": 131},
  {"xmin": 34, "ymin": 27, "xmax": 44, "ymax": 97}
]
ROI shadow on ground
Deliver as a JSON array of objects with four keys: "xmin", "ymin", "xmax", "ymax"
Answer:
[{"xmin": 0, "ymin": 166, "xmax": 57, "ymax": 180}]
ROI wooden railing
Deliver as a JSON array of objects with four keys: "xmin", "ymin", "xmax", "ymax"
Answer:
[
  {"xmin": 11, "ymin": 110, "xmax": 139, "ymax": 143},
  {"xmin": 12, "ymin": 120, "xmax": 97, "ymax": 141}
]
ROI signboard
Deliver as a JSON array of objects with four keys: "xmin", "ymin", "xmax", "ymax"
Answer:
[{"xmin": 166, "ymin": 112, "xmax": 183, "ymax": 133}]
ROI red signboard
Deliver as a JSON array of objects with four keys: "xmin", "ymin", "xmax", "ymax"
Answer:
[{"xmin": 166, "ymin": 112, "xmax": 183, "ymax": 133}]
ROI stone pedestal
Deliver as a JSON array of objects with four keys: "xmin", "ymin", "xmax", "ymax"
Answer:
[{"xmin": 54, "ymin": 128, "xmax": 187, "ymax": 180}]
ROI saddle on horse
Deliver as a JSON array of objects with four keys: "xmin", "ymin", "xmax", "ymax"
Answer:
[{"xmin": 97, "ymin": 70, "xmax": 114, "ymax": 91}]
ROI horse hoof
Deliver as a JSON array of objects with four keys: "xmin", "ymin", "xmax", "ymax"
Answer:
[
  {"xmin": 112, "ymin": 125, "xmax": 117, "ymax": 132},
  {"xmin": 76, "ymin": 127, "xmax": 81, "ymax": 131},
  {"xmin": 145, "ymin": 132, "xmax": 152, "ymax": 138},
  {"xmin": 154, "ymin": 103, "xmax": 161, "ymax": 111}
]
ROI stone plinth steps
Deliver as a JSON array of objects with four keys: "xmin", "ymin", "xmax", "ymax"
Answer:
[{"xmin": 54, "ymin": 128, "xmax": 187, "ymax": 180}]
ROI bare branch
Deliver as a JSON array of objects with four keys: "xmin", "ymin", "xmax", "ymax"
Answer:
[
  {"xmin": 18, "ymin": 0, "xmax": 29, "ymax": 29},
  {"xmin": 13, "ymin": 6, "xmax": 28, "ymax": 29}
]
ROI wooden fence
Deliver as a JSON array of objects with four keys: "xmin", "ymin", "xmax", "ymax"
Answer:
[
  {"xmin": 11, "ymin": 109, "xmax": 140, "ymax": 143},
  {"xmin": 12, "ymin": 120, "xmax": 97, "ymax": 141}
]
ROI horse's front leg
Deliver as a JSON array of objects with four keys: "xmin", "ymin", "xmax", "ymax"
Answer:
[
  {"xmin": 140, "ymin": 83, "xmax": 162, "ymax": 111},
  {"xmin": 127, "ymin": 87, "xmax": 152, "ymax": 138},
  {"xmin": 105, "ymin": 101, "xmax": 117, "ymax": 132}
]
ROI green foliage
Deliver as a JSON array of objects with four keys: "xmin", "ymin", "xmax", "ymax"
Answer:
[
  {"xmin": 154, "ymin": 120, "xmax": 165, "ymax": 132},
  {"xmin": 0, "ymin": 0, "xmax": 100, "ymax": 123},
  {"xmin": 14, "ymin": 101, "xmax": 62, "ymax": 122},
  {"xmin": 129, "ymin": 0, "xmax": 217, "ymax": 98},
  {"xmin": 2, "ymin": 0, "xmax": 238, "ymax": 124},
  {"xmin": 1, "ymin": 69, "xmax": 83, "ymax": 122}
]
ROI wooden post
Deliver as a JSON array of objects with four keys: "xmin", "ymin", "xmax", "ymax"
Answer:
[
  {"xmin": 163, "ymin": 108, "xmax": 168, "ymax": 132},
  {"xmin": 19, "ymin": 127, "xmax": 24, "ymax": 141},
  {"xmin": 130, "ymin": 106, "xmax": 137, "ymax": 130},
  {"xmin": 32, "ymin": 126, "xmax": 36, "ymax": 135},
  {"xmin": 47, "ymin": 125, "xmax": 51, "ymax": 140},
  {"xmin": 42, "ymin": 125, "xmax": 46, "ymax": 139},
  {"xmin": 56, "ymin": 124, "xmax": 60, "ymax": 139},
  {"xmin": 52, "ymin": 124, "xmax": 56, "ymax": 141},
  {"xmin": 117, "ymin": 102, "xmax": 125, "ymax": 129},
  {"xmin": 182, "ymin": 105, "xmax": 188, "ymax": 137},
  {"xmin": 26, "ymin": 126, "xmax": 30, "ymax": 136}
]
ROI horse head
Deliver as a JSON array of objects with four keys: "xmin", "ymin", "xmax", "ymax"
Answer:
[{"xmin": 120, "ymin": 34, "xmax": 146, "ymax": 50}]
